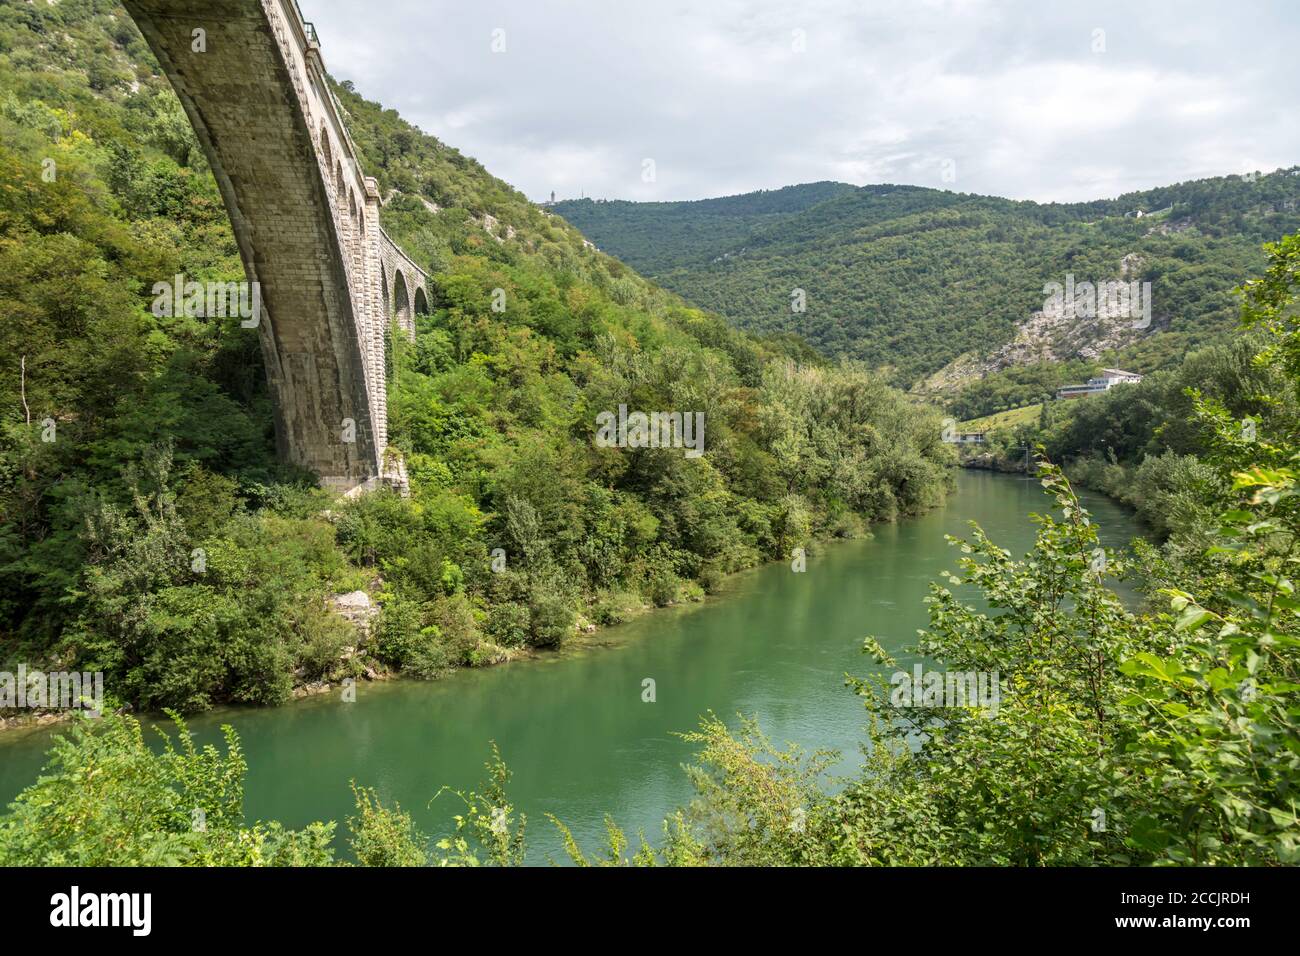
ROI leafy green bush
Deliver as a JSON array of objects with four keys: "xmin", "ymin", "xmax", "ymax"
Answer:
[
  {"xmin": 347, "ymin": 784, "xmax": 427, "ymax": 867},
  {"xmin": 527, "ymin": 590, "xmax": 575, "ymax": 648},
  {"xmin": 590, "ymin": 590, "xmax": 644, "ymax": 625},
  {"xmin": 0, "ymin": 714, "xmax": 334, "ymax": 866},
  {"xmin": 486, "ymin": 601, "xmax": 530, "ymax": 648}
]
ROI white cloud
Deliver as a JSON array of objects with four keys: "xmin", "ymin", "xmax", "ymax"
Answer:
[{"xmin": 304, "ymin": 0, "xmax": 1300, "ymax": 203}]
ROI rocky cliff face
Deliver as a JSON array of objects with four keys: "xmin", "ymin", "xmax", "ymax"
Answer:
[{"xmin": 918, "ymin": 254, "xmax": 1155, "ymax": 394}]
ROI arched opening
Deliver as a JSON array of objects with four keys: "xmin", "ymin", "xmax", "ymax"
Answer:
[
  {"xmin": 413, "ymin": 286, "xmax": 428, "ymax": 319},
  {"xmin": 379, "ymin": 269, "xmax": 392, "ymax": 380},
  {"xmin": 319, "ymin": 124, "xmax": 334, "ymax": 198},
  {"xmin": 392, "ymin": 269, "xmax": 412, "ymax": 337},
  {"xmin": 348, "ymin": 189, "xmax": 358, "ymax": 222},
  {"xmin": 335, "ymin": 160, "xmax": 344, "ymax": 199}
]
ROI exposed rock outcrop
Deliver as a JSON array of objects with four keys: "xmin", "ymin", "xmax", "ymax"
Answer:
[
  {"xmin": 917, "ymin": 254, "xmax": 1158, "ymax": 395},
  {"xmin": 330, "ymin": 589, "xmax": 379, "ymax": 640}
]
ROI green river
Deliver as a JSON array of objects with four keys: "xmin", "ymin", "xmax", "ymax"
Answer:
[{"xmin": 0, "ymin": 471, "xmax": 1143, "ymax": 862}]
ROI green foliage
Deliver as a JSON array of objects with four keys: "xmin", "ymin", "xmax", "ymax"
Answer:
[
  {"xmin": 372, "ymin": 594, "xmax": 477, "ymax": 679},
  {"xmin": 549, "ymin": 813, "xmax": 660, "ymax": 867},
  {"xmin": 1067, "ymin": 449, "xmax": 1223, "ymax": 540},
  {"xmin": 430, "ymin": 743, "xmax": 527, "ymax": 867},
  {"xmin": 1116, "ymin": 228, "xmax": 1300, "ymax": 863},
  {"xmin": 0, "ymin": 2, "xmax": 344, "ymax": 707},
  {"xmin": 948, "ymin": 361, "xmax": 1095, "ymax": 421},
  {"xmin": 62, "ymin": 444, "xmax": 358, "ymax": 711},
  {"xmin": 552, "ymin": 183, "xmax": 858, "ymax": 275},
  {"xmin": 665, "ymin": 714, "xmax": 840, "ymax": 866},
  {"xmin": 0, "ymin": 713, "xmax": 334, "ymax": 866},
  {"xmin": 1044, "ymin": 331, "xmax": 1291, "ymax": 467},
  {"xmin": 455, "ymin": 234, "xmax": 1300, "ymax": 868},
  {"xmin": 652, "ymin": 234, "xmax": 1300, "ymax": 867},
  {"xmin": 347, "ymin": 783, "xmax": 428, "ymax": 867},
  {"xmin": 1, "ymin": 3, "xmax": 1296, "ymax": 870},
  {"xmin": 332, "ymin": 84, "xmax": 956, "ymax": 661},
  {"xmin": 6, "ymin": 298, "xmax": 1297, "ymax": 865}
]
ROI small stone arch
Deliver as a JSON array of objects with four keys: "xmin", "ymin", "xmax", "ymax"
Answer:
[
  {"xmin": 348, "ymin": 189, "xmax": 357, "ymax": 221},
  {"xmin": 380, "ymin": 269, "xmax": 393, "ymax": 379},
  {"xmin": 392, "ymin": 268, "xmax": 412, "ymax": 336},
  {"xmin": 335, "ymin": 160, "xmax": 344, "ymax": 198},
  {"xmin": 383, "ymin": 324, "xmax": 395, "ymax": 380},
  {"xmin": 319, "ymin": 122, "xmax": 332, "ymax": 167},
  {"xmin": 413, "ymin": 286, "xmax": 428, "ymax": 318}
]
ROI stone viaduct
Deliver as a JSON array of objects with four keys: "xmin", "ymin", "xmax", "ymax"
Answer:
[{"xmin": 123, "ymin": 0, "xmax": 430, "ymax": 492}]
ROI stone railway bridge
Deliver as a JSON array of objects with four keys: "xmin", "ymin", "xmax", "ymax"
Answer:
[{"xmin": 123, "ymin": 0, "xmax": 431, "ymax": 492}]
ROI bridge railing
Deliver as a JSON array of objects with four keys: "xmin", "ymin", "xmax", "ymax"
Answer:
[
  {"xmin": 289, "ymin": 0, "xmax": 319, "ymax": 46},
  {"xmin": 270, "ymin": 1, "xmax": 370, "ymax": 302}
]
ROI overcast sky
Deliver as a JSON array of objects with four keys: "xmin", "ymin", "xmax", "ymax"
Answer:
[{"xmin": 305, "ymin": 0, "xmax": 1299, "ymax": 205}]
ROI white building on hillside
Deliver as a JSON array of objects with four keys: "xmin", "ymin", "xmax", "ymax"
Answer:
[{"xmin": 1056, "ymin": 368, "xmax": 1143, "ymax": 400}]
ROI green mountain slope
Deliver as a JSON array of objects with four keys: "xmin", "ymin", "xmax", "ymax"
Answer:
[
  {"xmin": 555, "ymin": 173, "xmax": 1300, "ymax": 387},
  {"xmin": 0, "ymin": 0, "xmax": 952, "ymax": 714},
  {"xmin": 551, "ymin": 181, "xmax": 858, "ymax": 275}
]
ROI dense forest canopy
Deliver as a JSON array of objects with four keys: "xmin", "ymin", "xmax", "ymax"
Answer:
[{"xmin": 548, "ymin": 182, "xmax": 858, "ymax": 275}]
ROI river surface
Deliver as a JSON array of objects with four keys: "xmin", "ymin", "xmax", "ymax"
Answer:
[{"xmin": 0, "ymin": 471, "xmax": 1143, "ymax": 862}]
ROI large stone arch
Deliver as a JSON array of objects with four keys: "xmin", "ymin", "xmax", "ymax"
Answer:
[
  {"xmin": 123, "ymin": 0, "xmax": 397, "ymax": 492},
  {"xmin": 123, "ymin": 0, "xmax": 427, "ymax": 494}
]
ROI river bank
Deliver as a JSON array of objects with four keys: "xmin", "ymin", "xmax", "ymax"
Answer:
[
  {"xmin": 0, "ymin": 472, "xmax": 1145, "ymax": 862},
  {"xmin": 0, "ymin": 479, "xmax": 940, "ymax": 738},
  {"xmin": 959, "ymin": 452, "xmax": 1028, "ymax": 473},
  {"xmin": 958, "ymin": 450, "xmax": 1153, "ymax": 541}
]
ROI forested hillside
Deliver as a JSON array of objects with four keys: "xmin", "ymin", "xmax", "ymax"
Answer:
[
  {"xmin": 0, "ymin": 0, "xmax": 952, "ymax": 716},
  {"xmin": 556, "ymin": 172, "xmax": 1300, "ymax": 387},
  {"xmin": 551, "ymin": 182, "xmax": 857, "ymax": 275}
]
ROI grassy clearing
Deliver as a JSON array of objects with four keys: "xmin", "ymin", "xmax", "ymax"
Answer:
[{"xmin": 960, "ymin": 403, "xmax": 1042, "ymax": 433}]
